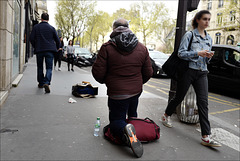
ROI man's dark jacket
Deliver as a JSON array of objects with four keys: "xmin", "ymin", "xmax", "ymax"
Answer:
[
  {"xmin": 92, "ymin": 26, "xmax": 153, "ymax": 96},
  {"xmin": 30, "ymin": 21, "xmax": 60, "ymax": 54}
]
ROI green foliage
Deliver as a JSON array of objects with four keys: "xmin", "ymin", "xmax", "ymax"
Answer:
[
  {"xmin": 55, "ymin": 1, "xmax": 176, "ymax": 52},
  {"xmin": 55, "ymin": 0, "xmax": 96, "ymax": 43},
  {"xmin": 111, "ymin": 1, "xmax": 174, "ymax": 48},
  {"xmin": 217, "ymin": 0, "xmax": 240, "ymax": 29},
  {"xmin": 137, "ymin": 2, "xmax": 170, "ymax": 45},
  {"xmin": 81, "ymin": 11, "xmax": 112, "ymax": 52}
]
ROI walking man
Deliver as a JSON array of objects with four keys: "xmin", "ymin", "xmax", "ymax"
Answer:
[
  {"xmin": 92, "ymin": 18, "xmax": 153, "ymax": 158},
  {"xmin": 30, "ymin": 13, "xmax": 60, "ymax": 93}
]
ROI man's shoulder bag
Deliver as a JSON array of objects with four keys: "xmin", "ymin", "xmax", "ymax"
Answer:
[{"xmin": 162, "ymin": 31, "xmax": 194, "ymax": 81}]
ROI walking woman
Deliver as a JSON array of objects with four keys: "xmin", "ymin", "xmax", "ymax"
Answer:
[
  {"xmin": 54, "ymin": 37, "xmax": 64, "ymax": 71},
  {"xmin": 161, "ymin": 10, "xmax": 221, "ymax": 147},
  {"xmin": 66, "ymin": 40, "xmax": 75, "ymax": 72}
]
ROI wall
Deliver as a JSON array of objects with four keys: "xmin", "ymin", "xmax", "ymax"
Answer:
[
  {"xmin": 200, "ymin": 0, "xmax": 240, "ymax": 45},
  {"xmin": 0, "ymin": 0, "xmax": 26, "ymax": 106}
]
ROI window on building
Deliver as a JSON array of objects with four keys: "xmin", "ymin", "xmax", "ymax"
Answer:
[
  {"xmin": 218, "ymin": 0, "xmax": 224, "ymax": 8},
  {"xmin": 217, "ymin": 13, "xmax": 223, "ymax": 24},
  {"xmin": 207, "ymin": 0, "xmax": 212, "ymax": 10},
  {"xmin": 215, "ymin": 33, "xmax": 221, "ymax": 44},
  {"xmin": 230, "ymin": 11, "xmax": 236, "ymax": 22},
  {"xmin": 209, "ymin": 0, "xmax": 213, "ymax": 10},
  {"xmin": 12, "ymin": 0, "xmax": 21, "ymax": 78}
]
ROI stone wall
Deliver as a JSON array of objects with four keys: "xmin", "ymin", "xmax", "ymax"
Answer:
[
  {"xmin": 0, "ymin": 0, "xmax": 26, "ymax": 106},
  {"xmin": 0, "ymin": 0, "xmax": 14, "ymax": 91}
]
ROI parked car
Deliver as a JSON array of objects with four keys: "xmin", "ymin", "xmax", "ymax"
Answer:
[
  {"xmin": 208, "ymin": 44, "xmax": 240, "ymax": 98},
  {"xmin": 149, "ymin": 50, "xmax": 169, "ymax": 77},
  {"xmin": 74, "ymin": 47, "xmax": 94, "ymax": 66}
]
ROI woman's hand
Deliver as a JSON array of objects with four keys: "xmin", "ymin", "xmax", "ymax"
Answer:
[
  {"xmin": 198, "ymin": 50, "xmax": 209, "ymax": 57},
  {"xmin": 206, "ymin": 51, "xmax": 214, "ymax": 58}
]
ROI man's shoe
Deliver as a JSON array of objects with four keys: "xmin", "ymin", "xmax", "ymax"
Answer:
[
  {"xmin": 71, "ymin": 68, "xmax": 74, "ymax": 72},
  {"xmin": 43, "ymin": 84, "xmax": 50, "ymax": 93},
  {"xmin": 161, "ymin": 114, "xmax": 173, "ymax": 128},
  {"xmin": 58, "ymin": 68, "xmax": 61, "ymax": 71},
  {"xmin": 201, "ymin": 136, "xmax": 222, "ymax": 147},
  {"xmin": 38, "ymin": 84, "xmax": 43, "ymax": 88},
  {"xmin": 124, "ymin": 124, "xmax": 143, "ymax": 158}
]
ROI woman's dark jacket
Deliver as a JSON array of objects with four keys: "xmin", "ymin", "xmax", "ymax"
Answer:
[{"xmin": 58, "ymin": 41, "xmax": 64, "ymax": 54}]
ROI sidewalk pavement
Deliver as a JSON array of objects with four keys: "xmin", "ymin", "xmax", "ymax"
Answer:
[{"xmin": 0, "ymin": 56, "xmax": 238, "ymax": 160}]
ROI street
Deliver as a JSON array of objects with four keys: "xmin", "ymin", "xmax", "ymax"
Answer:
[
  {"xmin": 0, "ymin": 57, "xmax": 239, "ymax": 160},
  {"xmin": 143, "ymin": 77, "xmax": 240, "ymax": 129}
]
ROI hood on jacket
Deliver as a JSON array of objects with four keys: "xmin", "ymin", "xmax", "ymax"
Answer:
[{"xmin": 110, "ymin": 26, "xmax": 138, "ymax": 53}]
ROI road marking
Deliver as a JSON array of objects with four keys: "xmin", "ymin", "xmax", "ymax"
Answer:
[
  {"xmin": 143, "ymin": 89, "xmax": 240, "ymax": 151},
  {"xmin": 143, "ymin": 90, "xmax": 240, "ymax": 136},
  {"xmin": 149, "ymin": 79, "xmax": 170, "ymax": 87},
  {"xmin": 145, "ymin": 83, "xmax": 169, "ymax": 95},
  {"xmin": 160, "ymin": 87, "xmax": 170, "ymax": 91},
  {"xmin": 143, "ymin": 90, "xmax": 168, "ymax": 101},
  {"xmin": 208, "ymin": 98, "xmax": 240, "ymax": 108},
  {"xmin": 209, "ymin": 93, "xmax": 222, "ymax": 97},
  {"xmin": 145, "ymin": 83, "xmax": 156, "ymax": 88},
  {"xmin": 197, "ymin": 128, "xmax": 240, "ymax": 152},
  {"xmin": 209, "ymin": 107, "xmax": 240, "ymax": 115},
  {"xmin": 143, "ymin": 90, "xmax": 150, "ymax": 94},
  {"xmin": 209, "ymin": 96, "xmax": 240, "ymax": 107},
  {"xmin": 145, "ymin": 82, "xmax": 240, "ymax": 115},
  {"xmin": 156, "ymin": 89, "xmax": 168, "ymax": 95}
]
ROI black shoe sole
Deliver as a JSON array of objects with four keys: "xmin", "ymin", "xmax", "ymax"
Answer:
[
  {"xmin": 124, "ymin": 124, "xmax": 143, "ymax": 158},
  {"xmin": 43, "ymin": 84, "xmax": 50, "ymax": 93}
]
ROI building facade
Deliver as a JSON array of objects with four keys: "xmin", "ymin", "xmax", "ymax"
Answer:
[
  {"xmin": 37, "ymin": 0, "xmax": 48, "ymax": 22},
  {"xmin": 200, "ymin": 0, "xmax": 240, "ymax": 45},
  {"xmin": 0, "ymin": 0, "xmax": 39, "ymax": 106}
]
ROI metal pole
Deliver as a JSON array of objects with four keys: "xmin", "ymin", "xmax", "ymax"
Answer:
[{"xmin": 168, "ymin": 0, "xmax": 188, "ymax": 103}]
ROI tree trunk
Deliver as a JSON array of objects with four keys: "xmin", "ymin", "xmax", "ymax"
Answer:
[
  {"xmin": 81, "ymin": 33, "xmax": 84, "ymax": 47},
  {"xmin": 102, "ymin": 35, "xmax": 105, "ymax": 44},
  {"xmin": 143, "ymin": 35, "xmax": 147, "ymax": 46}
]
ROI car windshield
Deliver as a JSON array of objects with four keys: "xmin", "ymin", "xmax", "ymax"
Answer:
[{"xmin": 149, "ymin": 51, "xmax": 169, "ymax": 59}]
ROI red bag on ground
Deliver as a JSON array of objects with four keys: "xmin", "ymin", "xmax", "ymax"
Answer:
[
  {"xmin": 126, "ymin": 117, "xmax": 160, "ymax": 142},
  {"xmin": 103, "ymin": 125, "xmax": 125, "ymax": 145},
  {"xmin": 103, "ymin": 117, "xmax": 160, "ymax": 144}
]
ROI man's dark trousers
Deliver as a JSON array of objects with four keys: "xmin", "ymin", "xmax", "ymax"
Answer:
[
  {"xmin": 108, "ymin": 93, "xmax": 141, "ymax": 138},
  {"xmin": 36, "ymin": 52, "xmax": 54, "ymax": 86}
]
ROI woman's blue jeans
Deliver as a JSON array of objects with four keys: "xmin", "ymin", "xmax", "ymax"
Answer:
[{"xmin": 36, "ymin": 52, "xmax": 54, "ymax": 86}]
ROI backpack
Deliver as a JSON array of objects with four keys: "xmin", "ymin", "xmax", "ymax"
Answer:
[{"xmin": 162, "ymin": 31, "xmax": 193, "ymax": 80}]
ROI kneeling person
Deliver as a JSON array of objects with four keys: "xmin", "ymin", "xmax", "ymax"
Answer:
[{"xmin": 92, "ymin": 18, "xmax": 153, "ymax": 158}]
